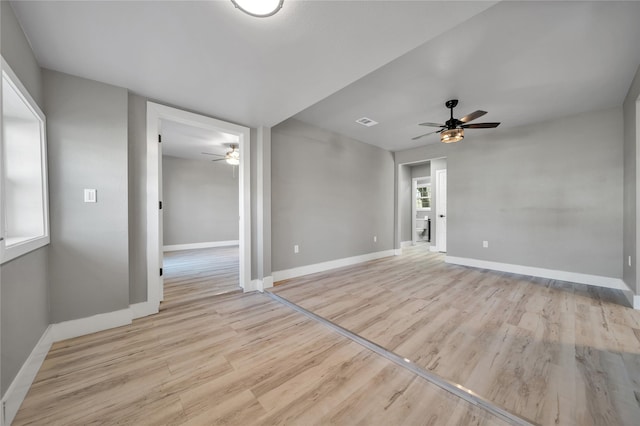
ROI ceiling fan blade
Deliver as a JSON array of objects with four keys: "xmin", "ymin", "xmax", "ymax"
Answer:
[
  {"xmin": 458, "ymin": 110, "xmax": 487, "ymax": 123},
  {"xmin": 202, "ymin": 152, "xmax": 225, "ymax": 157},
  {"xmin": 411, "ymin": 129, "xmax": 443, "ymax": 140},
  {"xmin": 460, "ymin": 122, "xmax": 500, "ymax": 129},
  {"xmin": 418, "ymin": 122, "xmax": 445, "ymax": 127},
  {"xmin": 211, "ymin": 158, "xmax": 226, "ymax": 162}
]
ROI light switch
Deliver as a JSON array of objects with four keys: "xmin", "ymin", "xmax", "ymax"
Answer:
[{"xmin": 84, "ymin": 189, "xmax": 97, "ymax": 203}]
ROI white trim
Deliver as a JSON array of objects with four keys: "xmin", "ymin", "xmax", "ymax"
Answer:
[
  {"xmin": 163, "ymin": 240, "xmax": 239, "ymax": 252},
  {"xmin": 246, "ymin": 279, "xmax": 259, "ymax": 292},
  {"xmin": 1, "ymin": 326, "xmax": 53, "ymax": 426},
  {"xmin": 429, "ymin": 245, "xmax": 438, "ymax": 252},
  {"xmin": 401, "ymin": 240, "xmax": 413, "ymax": 248},
  {"xmin": 273, "ymin": 250, "xmax": 395, "ymax": 282},
  {"xmin": 147, "ymin": 102, "xmax": 251, "ymax": 306},
  {"xmin": 51, "ymin": 309, "xmax": 132, "ymax": 342},
  {"xmin": 394, "ymin": 248, "xmax": 402, "ymax": 256},
  {"xmin": 446, "ymin": 256, "xmax": 632, "ymax": 293},
  {"xmin": 262, "ymin": 276, "xmax": 274, "ymax": 290},
  {"xmin": 0, "ymin": 57, "xmax": 50, "ymax": 265},
  {"xmin": 635, "ymin": 295, "xmax": 640, "ymax": 310},
  {"xmin": 129, "ymin": 301, "xmax": 159, "ymax": 319}
]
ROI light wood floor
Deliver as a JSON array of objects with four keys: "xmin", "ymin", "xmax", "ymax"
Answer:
[
  {"xmin": 162, "ymin": 246, "xmax": 241, "ymax": 309},
  {"xmin": 13, "ymin": 291, "xmax": 507, "ymax": 424},
  {"xmin": 272, "ymin": 245, "xmax": 640, "ymax": 426}
]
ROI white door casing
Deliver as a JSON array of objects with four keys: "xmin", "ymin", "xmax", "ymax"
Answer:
[
  {"xmin": 146, "ymin": 102, "xmax": 251, "ymax": 311},
  {"xmin": 436, "ymin": 169, "xmax": 447, "ymax": 252}
]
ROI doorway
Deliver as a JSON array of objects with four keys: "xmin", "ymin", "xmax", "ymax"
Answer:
[
  {"xmin": 146, "ymin": 102, "xmax": 250, "ymax": 311},
  {"xmin": 160, "ymin": 118, "xmax": 243, "ymax": 304}
]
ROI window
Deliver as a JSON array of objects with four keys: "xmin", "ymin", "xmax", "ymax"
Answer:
[
  {"xmin": 1, "ymin": 58, "xmax": 49, "ymax": 263},
  {"xmin": 416, "ymin": 183, "xmax": 431, "ymax": 210}
]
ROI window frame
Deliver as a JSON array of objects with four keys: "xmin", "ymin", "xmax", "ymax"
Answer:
[
  {"xmin": 1, "ymin": 57, "xmax": 50, "ymax": 263},
  {"xmin": 416, "ymin": 182, "xmax": 432, "ymax": 211}
]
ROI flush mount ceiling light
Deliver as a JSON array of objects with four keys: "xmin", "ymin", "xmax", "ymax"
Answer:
[{"xmin": 231, "ymin": 0, "xmax": 284, "ymax": 17}]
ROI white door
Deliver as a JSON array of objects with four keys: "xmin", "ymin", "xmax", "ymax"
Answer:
[
  {"xmin": 158, "ymin": 130, "xmax": 165, "ymax": 301},
  {"xmin": 436, "ymin": 169, "xmax": 447, "ymax": 252}
]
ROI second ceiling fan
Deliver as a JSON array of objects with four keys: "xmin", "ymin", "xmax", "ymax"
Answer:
[
  {"xmin": 201, "ymin": 144, "xmax": 240, "ymax": 165},
  {"xmin": 413, "ymin": 99, "xmax": 500, "ymax": 143}
]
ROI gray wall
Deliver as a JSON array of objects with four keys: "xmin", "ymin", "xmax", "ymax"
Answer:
[
  {"xmin": 44, "ymin": 69, "xmax": 130, "ymax": 323},
  {"xmin": 399, "ymin": 165, "xmax": 411, "ymax": 242},
  {"xmin": 162, "ymin": 156, "xmax": 239, "ymax": 245},
  {"xmin": 396, "ymin": 107, "xmax": 623, "ymax": 278},
  {"xmin": 271, "ymin": 119, "xmax": 394, "ymax": 271},
  {"xmin": 0, "ymin": 1, "xmax": 50, "ymax": 396},
  {"xmin": 1, "ymin": 248, "xmax": 49, "ymax": 394},
  {"xmin": 128, "ymin": 94, "xmax": 147, "ymax": 303},
  {"xmin": 411, "ymin": 162, "xmax": 430, "ymax": 179},
  {"xmin": 624, "ymin": 64, "xmax": 640, "ymax": 294}
]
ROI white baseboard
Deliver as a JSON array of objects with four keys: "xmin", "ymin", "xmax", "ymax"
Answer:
[
  {"xmin": 51, "ymin": 308, "xmax": 133, "ymax": 342},
  {"xmin": 394, "ymin": 248, "xmax": 402, "ymax": 256},
  {"xmin": 273, "ymin": 250, "xmax": 395, "ymax": 282},
  {"xmin": 446, "ymin": 256, "xmax": 634, "ymax": 302},
  {"xmin": 401, "ymin": 241, "xmax": 413, "ymax": 248},
  {"xmin": 262, "ymin": 276, "xmax": 274, "ymax": 290},
  {"xmin": 163, "ymin": 240, "xmax": 239, "ymax": 252},
  {"xmin": 246, "ymin": 279, "xmax": 259, "ymax": 292},
  {"xmin": 130, "ymin": 301, "xmax": 159, "ymax": 319},
  {"xmin": 2, "ymin": 326, "xmax": 53, "ymax": 426},
  {"xmin": 247, "ymin": 276, "xmax": 274, "ymax": 292},
  {"xmin": 623, "ymin": 291, "xmax": 640, "ymax": 310}
]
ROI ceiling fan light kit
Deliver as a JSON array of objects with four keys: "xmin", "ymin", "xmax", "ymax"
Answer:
[
  {"xmin": 231, "ymin": 0, "xmax": 283, "ymax": 17},
  {"xmin": 225, "ymin": 145, "xmax": 240, "ymax": 165},
  {"xmin": 440, "ymin": 128, "xmax": 464, "ymax": 143},
  {"xmin": 413, "ymin": 99, "xmax": 500, "ymax": 144}
]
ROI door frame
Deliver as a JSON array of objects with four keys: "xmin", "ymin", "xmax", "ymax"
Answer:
[
  {"xmin": 146, "ymin": 102, "xmax": 251, "ymax": 310},
  {"xmin": 435, "ymin": 168, "xmax": 447, "ymax": 252}
]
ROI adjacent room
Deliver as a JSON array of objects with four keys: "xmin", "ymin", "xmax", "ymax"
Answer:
[{"xmin": 2, "ymin": 1, "xmax": 640, "ymax": 425}]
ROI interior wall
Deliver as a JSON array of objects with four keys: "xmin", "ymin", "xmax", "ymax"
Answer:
[
  {"xmin": 162, "ymin": 156, "xmax": 239, "ymax": 245},
  {"xmin": 44, "ymin": 69, "xmax": 130, "ymax": 323},
  {"xmin": 396, "ymin": 107, "xmax": 624, "ymax": 279},
  {"xmin": 624, "ymin": 64, "xmax": 640, "ymax": 294},
  {"xmin": 0, "ymin": 1, "xmax": 50, "ymax": 396},
  {"xmin": 411, "ymin": 162, "xmax": 430, "ymax": 179},
  {"xmin": 271, "ymin": 119, "xmax": 394, "ymax": 272},
  {"xmin": 399, "ymin": 165, "xmax": 411, "ymax": 242},
  {"xmin": 1, "ymin": 248, "xmax": 49, "ymax": 394},
  {"xmin": 128, "ymin": 93, "xmax": 147, "ymax": 304}
]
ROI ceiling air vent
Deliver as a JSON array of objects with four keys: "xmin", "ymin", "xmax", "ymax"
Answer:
[{"xmin": 355, "ymin": 117, "xmax": 378, "ymax": 127}]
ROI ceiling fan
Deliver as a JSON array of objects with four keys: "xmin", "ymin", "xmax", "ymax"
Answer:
[
  {"xmin": 201, "ymin": 144, "xmax": 240, "ymax": 165},
  {"xmin": 412, "ymin": 99, "xmax": 500, "ymax": 143}
]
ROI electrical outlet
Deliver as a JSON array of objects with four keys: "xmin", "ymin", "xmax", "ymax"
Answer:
[
  {"xmin": 294, "ymin": 245, "xmax": 299, "ymax": 254},
  {"xmin": 483, "ymin": 241, "xmax": 489, "ymax": 248},
  {"xmin": 374, "ymin": 235, "xmax": 377, "ymax": 243}
]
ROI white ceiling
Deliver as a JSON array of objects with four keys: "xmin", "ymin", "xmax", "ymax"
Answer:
[
  {"xmin": 293, "ymin": 1, "xmax": 640, "ymax": 151},
  {"xmin": 10, "ymin": 1, "xmax": 640, "ymax": 153},
  {"xmin": 10, "ymin": 0, "xmax": 495, "ymax": 128},
  {"xmin": 160, "ymin": 119, "xmax": 239, "ymax": 161}
]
